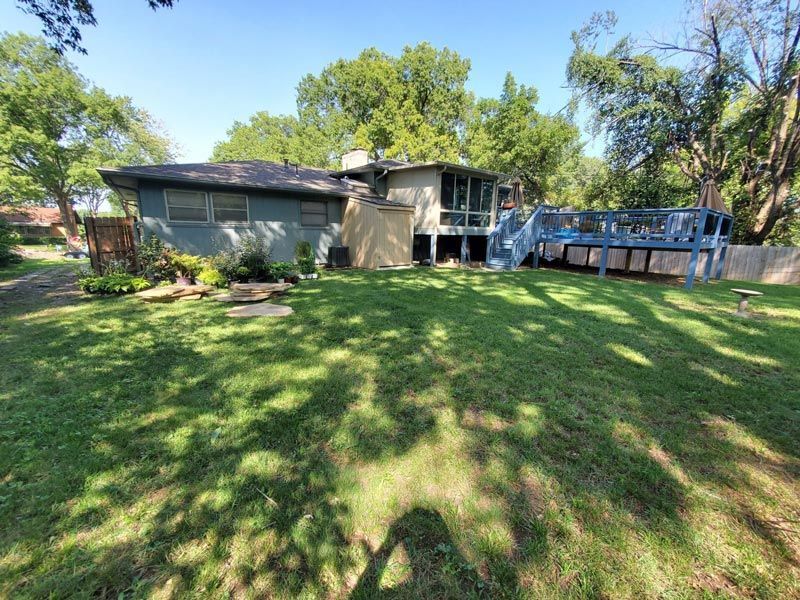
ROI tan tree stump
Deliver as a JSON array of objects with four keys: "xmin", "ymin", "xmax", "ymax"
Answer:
[{"xmin": 731, "ymin": 288, "xmax": 763, "ymax": 317}]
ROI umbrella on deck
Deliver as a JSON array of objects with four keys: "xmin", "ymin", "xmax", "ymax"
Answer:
[
  {"xmin": 695, "ymin": 178, "xmax": 729, "ymax": 214},
  {"xmin": 504, "ymin": 177, "xmax": 524, "ymax": 209}
]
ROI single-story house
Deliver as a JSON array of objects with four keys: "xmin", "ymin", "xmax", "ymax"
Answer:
[
  {"xmin": 97, "ymin": 149, "xmax": 506, "ymax": 268},
  {"xmin": 0, "ymin": 206, "xmax": 66, "ymax": 239}
]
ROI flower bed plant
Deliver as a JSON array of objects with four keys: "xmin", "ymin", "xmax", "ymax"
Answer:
[{"xmin": 78, "ymin": 273, "xmax": 151, "ymax": 294}]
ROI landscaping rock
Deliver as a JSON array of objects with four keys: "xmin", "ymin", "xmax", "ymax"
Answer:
[
  {"xmin": 214, "ymin": 292, "xmax": 275, "ymax": 302},
  {"xmin": 226, "ymin": 303, "xmax": 294, "ymax": 318},
  {"xmin": 136, "ymin": 284, "xmax": 215, "ymax": 302},
  {"xmin": 230, "ymin": 282, "xmax": 293, "ymax": 293}
]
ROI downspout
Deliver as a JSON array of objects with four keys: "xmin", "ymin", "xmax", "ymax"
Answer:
[{"xmin": 374, "ymin": 169, "xmax": 389, "ymax": 196}]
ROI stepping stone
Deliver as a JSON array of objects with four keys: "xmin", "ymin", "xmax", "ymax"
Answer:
[
  {"xmin": 226, "ymin": 303, "xmax": 294, "ymax": 318},
  {"xmin": 136, "ymin": 284, "xmax": 215, "ymax": 302},
  {"xmin": 214, "ymin": 292, "xmax": 275, "ymax": 302},
  {"xmin": 230, "ymin": 282, "xmax": 293, "ymax": 293},
  {"xmin": 178, "ymin": 293, "xmax": 203, "ymax": 301}
]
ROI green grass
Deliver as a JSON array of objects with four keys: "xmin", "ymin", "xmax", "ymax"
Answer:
[
  {"xmin": 0, "ymin": 256, "xmax": 70, "ymax": 281},
  {"xmin": 1, "ymin": 268, "xmax": 798, "ymax": 598}
]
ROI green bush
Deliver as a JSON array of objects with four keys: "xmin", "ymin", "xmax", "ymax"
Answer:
[
  {"xmin": 170, "ymin": 252, "xmax": 203, "ymax": 279},
  {"xmin": 0, "ymin": 218, "xmax": 22, "ymax": 267},
  {"xmin": 138, "ymin": 234, "xmax": 175, "ymax": 281},
  {"xmin": 78, "ymin": 273, "xmax": 151, "ymax": 295},
  {"xmin": 270, "ymin": 261, "xmax": 295, "ymax": 280},
  {"xmin": 297, "ymin": 256, "xmax": 317, "ymax": 275},
  {"xmin": 295, "ymin": 240, "xmax": 313, "ymax": 261},
  {"xmin": 19, "ymin": 236, "xmax": 65, "ymax": 246},
  {"xmin": 196, "ymin": 267, "xmax": 227, "ymax": 288},
  {"xmin": 210, "ymin": 235, "xmax": 272, "ymax": 282}
]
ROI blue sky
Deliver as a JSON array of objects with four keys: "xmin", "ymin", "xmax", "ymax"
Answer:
[{"xmin": 2, "ymin": 0, "xmax": 686, "ymax": 163}]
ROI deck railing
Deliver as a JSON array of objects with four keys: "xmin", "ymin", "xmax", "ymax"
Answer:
[{"xmin": 539, "ymin": 208, "xmax": 733, "ymax": 246}]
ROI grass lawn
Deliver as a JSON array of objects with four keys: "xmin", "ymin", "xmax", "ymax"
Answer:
[
  {"xmin": 0, "ymin": 256, "xmax": 72, "ymax": 281},
  {"xmin": 1, "ymin": 268, "xmax": 798, "ymax": 598}
]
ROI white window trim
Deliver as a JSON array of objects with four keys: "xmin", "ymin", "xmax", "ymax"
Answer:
[
  {"xmin": 210, "ymin": 192, "xmax": 250, "ymax": 224},
  {"xmin": 164, "ymin": 188, "xmax": 210, "ymax": 224}
]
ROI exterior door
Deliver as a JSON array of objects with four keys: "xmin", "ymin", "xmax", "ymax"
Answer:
[{"xmin": 378, "ymin": 209, "xmax": 412, "ymax": 267}]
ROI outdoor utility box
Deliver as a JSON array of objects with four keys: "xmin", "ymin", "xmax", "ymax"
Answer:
[{"xmin": 328, "ymin": 246, "xmax": 350, "ymax": 267}]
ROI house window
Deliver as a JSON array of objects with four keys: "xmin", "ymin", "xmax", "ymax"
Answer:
[
  {"xmin": 301, "ymin": 201, "xmax": 328, "ymax": 227},
  {"xmin": 165, "ymin": 190, "xmax": 208, "ymax": 222},
  {"xmin": 440, "ymin": 174, "xmax": 493, "ymax": 227},
  {"xmin": 211, "ymin": 193, "xmax": 249, "ymax": 223}
]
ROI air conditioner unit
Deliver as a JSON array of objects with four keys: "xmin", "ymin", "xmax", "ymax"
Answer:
[{"xmin": 327, "ymin": 246, "xmax": 350, "ymax": 268}]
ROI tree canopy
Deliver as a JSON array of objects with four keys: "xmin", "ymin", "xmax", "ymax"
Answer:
[
  {"xmin": 568, "ymin": 1, "xmax": 799, "ymax": 244},
  {"xmin": 0, "ymin": 33, "xmax": 175, "ymax": 234}
]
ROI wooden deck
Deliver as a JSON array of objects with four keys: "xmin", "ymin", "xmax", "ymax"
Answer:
[{"xmin": 534, "ymin": 208, "xmax": 734, "ymax": 289}]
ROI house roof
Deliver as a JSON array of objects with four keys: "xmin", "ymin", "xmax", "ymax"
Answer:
[
  {"xmin": 0, "ymin": 206, "xmax": 63, "ymax": 225},
  {"xmin": 97, "ymin": 160, "xmax": 413, "ymax": 207},
  {"xmin": 331, "ymin": 159, "xmax": 508, "ymax": 179}
]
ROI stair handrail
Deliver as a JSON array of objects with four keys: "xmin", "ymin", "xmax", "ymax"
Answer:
[{"xmin": 487, "ymin": 207, "xmax": 517, "ymax": 258}]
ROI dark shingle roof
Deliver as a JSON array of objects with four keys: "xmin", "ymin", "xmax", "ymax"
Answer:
[
  {"xmin": 331, "ymin": 159, "xmax": 507, "ymax": 179},
  {"xmin": 97, "ymin": 160, "xmax": 412, "ymax": 206}
]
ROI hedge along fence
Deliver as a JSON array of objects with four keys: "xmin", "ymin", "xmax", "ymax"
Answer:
[{"xmin": 543, "ymin": 244, "xmax": 800, "ymax": 285}]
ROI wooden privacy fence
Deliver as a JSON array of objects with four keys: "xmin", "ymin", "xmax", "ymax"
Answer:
[
  {"xmin": 543, "ymin": 243, "xmax": 800, "ymax": 285},
  {"xmin": 84, "ymin": 216, "xmax": 138, "ymax": 274}
]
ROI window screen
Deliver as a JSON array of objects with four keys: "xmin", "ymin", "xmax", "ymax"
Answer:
[
  {"xmin": 212, "ymin": 193, "xmax": 248, "ymax": 223},
  {"xmin": 301, "ymin": 201, "xmax": 328, "ymax": 226},
  {"xmin": 165, "ymin": 190, "xmax": 208, "ymax": 222}
]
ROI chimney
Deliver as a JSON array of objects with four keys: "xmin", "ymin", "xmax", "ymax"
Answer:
[{"xmin": 341, "ymin": 148, "xmax": 370, "ymax": 170}]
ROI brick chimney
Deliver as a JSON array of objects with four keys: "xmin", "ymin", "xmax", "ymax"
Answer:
[{"xmin": 341, "ymin": 148, "xmax": 370, "ymax": 170}]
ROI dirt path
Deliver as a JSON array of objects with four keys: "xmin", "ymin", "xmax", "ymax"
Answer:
[{"xmin": 0, "ymin": 266, "xmax": 83, "ymax": 314}]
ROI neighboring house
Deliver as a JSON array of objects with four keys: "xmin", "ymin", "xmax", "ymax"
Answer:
[
  {"xmin": 97, "ymin": 149, "xmax": 505, "ymax": 268},
  {"xmin": 0, "ymin": 206, "xmax": 66, "ymax": 239}
]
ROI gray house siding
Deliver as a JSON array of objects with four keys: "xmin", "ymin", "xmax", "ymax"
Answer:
[{"xmin": 137, "ymin": 180, "xmax": 342, "ymax": 261}]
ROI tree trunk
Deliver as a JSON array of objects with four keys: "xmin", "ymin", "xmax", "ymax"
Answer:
[
  {"xmin": 55, "ymin": 195, "xmax": 80, "ymax": 245},
  {"xmin": 746, "ymin": 179, "xmax": 790, "ymax": 244}
]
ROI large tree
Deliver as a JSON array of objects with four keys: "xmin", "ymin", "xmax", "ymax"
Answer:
[
  {"xmin": 466, "ymin": 73, "xmax": 581, "ymax": 201},
  {"xmin": 568, "ymin": 1, "xmax": 799, "ymax": 244},
  {"xmin": 14, "ymin": 0, "xmax": 176, "ymax": 54},
  {"xmin": 0, "ymin": 33, "xmax": 174, "ymax": 236}
]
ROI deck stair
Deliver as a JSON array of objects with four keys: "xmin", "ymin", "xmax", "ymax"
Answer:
[{"xmin": 486, "ymin": 205, "xmax": 552, "ymax": 270}]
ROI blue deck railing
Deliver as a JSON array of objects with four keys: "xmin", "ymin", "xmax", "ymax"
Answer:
[{"xmin": 486, "ymin": 206, "xmax": 734, "ymax": 290}]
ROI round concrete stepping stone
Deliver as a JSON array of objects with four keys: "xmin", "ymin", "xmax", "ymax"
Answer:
[{"xmin": 226, "ymin": 303, "xmax": 294, "ymax": 318}]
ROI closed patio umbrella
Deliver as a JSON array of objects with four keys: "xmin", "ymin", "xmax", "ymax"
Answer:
[
  {"xmin": 505, "ymin": 177, "xmax": 524, "ymax": 209},
  {"xmin": 696, "ymin": 178, "xmax": 729, "ymax": 214}
]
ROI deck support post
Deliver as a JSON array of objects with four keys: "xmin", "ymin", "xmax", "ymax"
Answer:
[
  {"xmin": 585, "ymin": 248, "xmax": 591, "ymax": 267},
  {"xmin": 532, "ymin": 242, "xmax": 540, "ymax": 268},
  {"xmin": 644, "ymin": 249, "xmax": 652, "ymax": 274},
  {"xmin": 703, "ymin": 212, "xmax": 725, "ymax": 283},
  {"xmin": 429, "ymin": 233, "xmax": 437, "ymax": 267},
  {"xmin": 715, "ymin": 216, "xmax": 734, "ymax": 280},
  {"xmin": 598, "ymin": 211, "xmax": 615, "ymax": 278},
  {"xmin": 685, "ymin": 208, "xmax": 708, "ymax": 290},
  {"xmin": 460, "ymin": 234, "xmax": 468, "ymax": 265},
  {"xmin": 624, "ymin": 248, "xmax": 633, "ymax": 273}
]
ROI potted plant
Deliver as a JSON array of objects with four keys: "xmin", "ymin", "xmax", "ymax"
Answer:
[
  {"xmin": 170, "ymin": 253, "xmax": 203, "ymax": 285},
  {"xmin": 297, "ymin": 255, "xmax": 318, "ymax": 279},
  {"xmin": 270, "ymin": 261, "xmax": 294, "ymax": 284}
]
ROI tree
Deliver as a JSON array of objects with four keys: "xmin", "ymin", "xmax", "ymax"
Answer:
[
  {"xmin": 15, "ymin": 0, "xmax": 176, "ymax": 54},
  {"xmin": 0, "ymin": 33, "xmax": 174, "ymax": 237},
  {"xmin": 568, "ymin": 1, "xmax": 799, "ymax": 244},
  {"xmin": 466, "ymin": 73, "xmax": 581, "ymax": 201},
  {"xmin": 210, "ymin": 112, "xmax": 335, "ymax": 168},
  {"xmin": 295, "ymin": 43, "xmax": 471, "ymax": 162}
]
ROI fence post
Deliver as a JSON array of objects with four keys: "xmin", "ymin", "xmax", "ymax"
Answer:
[
  {"xmin": 685, "ymin": 208, "xmax": 708, "ymax": 290},
  {"xmin": 598, "ymin": 211, "xmax": 615, "ymax": 277}
]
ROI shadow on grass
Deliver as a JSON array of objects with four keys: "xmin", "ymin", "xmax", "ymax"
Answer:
[{"xmin": 0, "ymin": 267, "xmax": 798, "ymax": 597}]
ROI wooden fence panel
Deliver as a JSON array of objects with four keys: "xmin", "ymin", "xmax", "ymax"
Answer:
[
  {"xmin": 545, "ymin": 243, "xmax": 799, "ymax": 284},
  {"xmin": 85, "ymin": 216, "xmax": 138, "ymax": 274}
]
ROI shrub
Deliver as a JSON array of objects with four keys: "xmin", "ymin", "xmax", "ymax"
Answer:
[
  {"xmin": 209, "ymin": 235, "xmax": 272, "ymax": 282},
  {"xmin": 295, "ymin": 240, "xmax": 313, "ymax": 261},
  {"xmin": 0, "ymin": 218, "xmax": 22, "ymax": 267},
  {"xmin": 270, "ymin": 261, "xmax": 295, "ymax": 280},
  {"xmin": 103, "ymin": 258, "xmax": 131, "ymax": 276},
  {"xmin": 138, "ymin": 234, "xmax": 175, "ymax": 281},
  {"xmin": 196, "ymin": 267, "xmax": 227, "ymax": 288},
  {"xmin": 238, "ymin": 234, "xmax": 272, "ymax": 280},
  {"xmin": 78, "ymin": 273, "xmax": 151, "ymax": 294},
  {"xmin": 297, "ymin": 256, "xmax": 317, "ymax": 275},
  {"xmin": 170, "ymin": 252, "xmax": 203, "ymax": 279}
]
